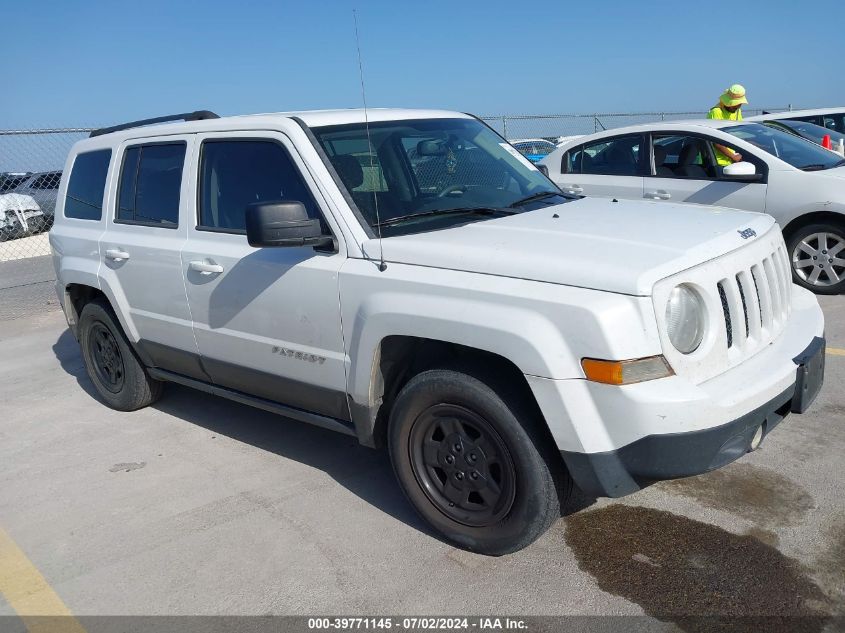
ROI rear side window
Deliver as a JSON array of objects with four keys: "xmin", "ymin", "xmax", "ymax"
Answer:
[
  {"xmin": 579, "ymin": 135, "xmax": 644, "ymax": 176},
  {"xmin": 117, "ymin": 143, "xmax": 185, "ymax": 227},
  {"xmin": 65, "ymin": 150, "xmax": 112, "ymax": 220},
  {"xmin": 198, "ymin": 140, "xmax": 319, "ymax": 232}
]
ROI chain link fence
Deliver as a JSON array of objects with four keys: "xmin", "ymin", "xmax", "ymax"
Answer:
[
  {"xmin": 1, "ymin": 127, "xmax": 93, "ymax": 320},
  {"xmin": 479, "ymin": 107, "xmax": 792, "ymax": 142},
  {"xmin": 1, "ymin": 128, "xmax": 92, "ymax": 262}
]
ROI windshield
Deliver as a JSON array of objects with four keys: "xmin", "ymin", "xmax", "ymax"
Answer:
[
  {"xmin": 724, "ymin": 123, "xmax": 845, "ymax": 171},
  {"xmin": 312, "ymin": 118, "xmax": 565, "ymax": 236},
  {"xmin": 764, "ymin": 120, "xmax": 845, "ymax": 147}
]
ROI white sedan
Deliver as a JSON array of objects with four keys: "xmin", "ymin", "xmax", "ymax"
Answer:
[{"xmin": 541, "ymin": 120, "xmax": 845, "ymax": 293}]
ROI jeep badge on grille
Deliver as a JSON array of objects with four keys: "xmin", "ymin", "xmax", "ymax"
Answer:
[{"xmin": 738, "ymin": 228, "xmax": 757, "ymax": 239}]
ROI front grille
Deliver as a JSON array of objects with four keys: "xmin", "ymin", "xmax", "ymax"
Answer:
[{"xmin": 717, "ymin": 244, "xmax": 791, "ymax": 350}]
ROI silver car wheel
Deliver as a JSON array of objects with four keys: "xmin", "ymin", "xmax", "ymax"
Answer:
[{"xmin": 791, "ymin": 231, "xmax": 845, "ymax": 287}]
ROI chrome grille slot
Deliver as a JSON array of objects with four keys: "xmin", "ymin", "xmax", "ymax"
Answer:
[
  {"xmin": 719, "ymin": 276, "xmax": 747, "ymax": 349},
  {"xmin": 771, "ymin": 246, "xmax": 791, "ymax": 321},
  {"xmin": 737, "ymin": 269, "xmax": 761, "ymax": 339},
  {"xmin": 718, "ymin": 281, "xmax": 733, "ymax": 348},
  {"xmin": 735, "ymin": 274, "xmax": 749, "ymax": 339},
  {"xmin": 751, "ymin": 263, "xmax": 772, "ymax": 331},
  {"xmin": 763, "ymin": 255, "xmax": 783, "ymax": 326}
]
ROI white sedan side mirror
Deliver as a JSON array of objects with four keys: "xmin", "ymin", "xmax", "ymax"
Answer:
[{"xmin": 723, "ymin": 161, "xmax": 757, "ymax": 177}]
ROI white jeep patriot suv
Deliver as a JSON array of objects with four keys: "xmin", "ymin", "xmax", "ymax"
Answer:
[{"xmin": 50, "ymin": 109, "xmax": 825, "ymax": 554}]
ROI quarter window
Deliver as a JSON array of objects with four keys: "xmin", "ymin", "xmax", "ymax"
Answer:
[
  {"xmin": 567, "ymin": 135, "xmax": 644, "ymax": 176},
  {"xmin": 117, "ymin": 143, "xmax": 185, "ymax": 227},
  {"xmin": 65, "ymin": 150, "xmax": 111, "ymax": 221},
  {"xmin": 198, "ymin": 140, "xmax": 320, "ymax": 232}
]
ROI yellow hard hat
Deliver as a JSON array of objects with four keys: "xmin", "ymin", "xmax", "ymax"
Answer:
[{"xmin": 720, "ymin": 84, "xmax": 748, "ymax": 107}]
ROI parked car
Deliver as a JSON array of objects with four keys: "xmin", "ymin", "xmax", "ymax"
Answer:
[
  {"xmin": 510, "ymin": 138, "xmax": 557, "ymax": 163},
  {"xmin": 0, "ymin": 193, "xmax": 46, "ymax": 241},
  {"xmin": 12, "ymin": 171, "xmax": 62, "ymax": 228},
  {"xmin": 51, "ymin": 108, "xmax": 824, "ymax": 554},
  {"xmin": 542, "ymin": 120, "xmax": 845, "ymax": 293},
  {"xmin": 0, "ymin": 172, "xmax": 31, "ymax": 193},
  {"xmin": 746, "ymin": 114, "xmax": 845, "ymax": 153},
  {"xmin": 765, "ymin": 107, "xmax": 845, "ymax": 135}
]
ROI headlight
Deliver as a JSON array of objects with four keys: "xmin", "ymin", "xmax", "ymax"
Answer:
[{"xmin": 665, "ymin": 284, "xmax": 705, "ymax": 354}]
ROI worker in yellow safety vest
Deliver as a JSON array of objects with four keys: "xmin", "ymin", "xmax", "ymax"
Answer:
[{"xmin": 708, "ymin": 84, "xmax": 748, "ymax": 166}]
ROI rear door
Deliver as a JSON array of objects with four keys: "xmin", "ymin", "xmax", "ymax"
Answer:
[
  {"xmin": 643, "ymin": 132, "xmax": 768, "ymax": 212},
  {"xmin": 556, "ymin": 134, "xmax": 646, "ymax": 199},
  {"xmin": 181, "ymin": 130, "xmax": 349, "ymax": 420},
  {"xmin": 98, "ymin": 135, "xmax": 204, "ymax": 378}
]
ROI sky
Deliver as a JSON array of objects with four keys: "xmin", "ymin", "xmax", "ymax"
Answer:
[{"xmin": 2, "ymin": 0, "xmax": 844, "ymax": 128}]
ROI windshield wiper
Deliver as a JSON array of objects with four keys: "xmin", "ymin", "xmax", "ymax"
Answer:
[
  {"xmin": 373, "ymin": 207, "xmax": 515, "ymax": 228},
  {"xmin": 508, "ymin": 190, "xmax": 565, "ymax": 208},
  {"xmin": 799, "ymin": 164, "xmax": 828, "ymax": 171}
]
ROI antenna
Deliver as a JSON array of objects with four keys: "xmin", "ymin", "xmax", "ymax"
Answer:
[{"xmin": 353, "ymin": 8, "xmax": 387, "ymax": 272}]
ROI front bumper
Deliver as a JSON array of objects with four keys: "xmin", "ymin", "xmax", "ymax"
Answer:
[{"xmin": 562, "ymin": 336, "xmax": 824, "ymax": 498}]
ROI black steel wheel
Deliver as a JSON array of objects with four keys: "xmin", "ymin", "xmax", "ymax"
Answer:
[
  {"xmin": 389, "ymin": 368, "xmax": 569, "ymax": 555},
  {"xmin": 409, "ymin": 403, "xmax": 516, "ymax": 527},
  {"xmin": 79, "ymin": 298, "xmax": 163, "ymax": 411},
  {"xmin": 88, "ymin": 322, "xmax": 126, "ymax": 393}
]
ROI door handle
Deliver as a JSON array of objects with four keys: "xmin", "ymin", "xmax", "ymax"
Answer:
[
  {"xmin": 189, "ymin": 260, "xmax": 224, "ymax": 274},
  {"xmin": 563, "ymin": 185, "xmax": 583, "ymax": 195},
  {"xmin": 105, "ymin": 249, "xmax": 130, "ymax": 262},
  {"xmin": 645, "ymin": 190, "xmax": 671, "ymax": 200}
]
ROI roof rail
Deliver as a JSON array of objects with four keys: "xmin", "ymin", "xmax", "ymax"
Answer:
[{"xmin": 89, "ymin": 110, "xmax": 220, "ymax": 138}]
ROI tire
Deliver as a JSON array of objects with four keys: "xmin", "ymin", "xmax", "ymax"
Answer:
[
  {"xmin": 78, "ymin": 299, "xmax": 163, "ymax": 411},
  {"xmin": 388, "ymin": 368, "xmax": 569, "ymax": 555},
  {"xmin": 786, "ymin": 222, "xmax": 845, "ymax": 294}
]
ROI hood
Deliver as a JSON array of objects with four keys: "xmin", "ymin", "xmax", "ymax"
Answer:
[
  {"xmin": 362, "ymin": 197, "xmax": 775, "ymax": 295},
  {"xmin": 0, "ymin": 193, "xmax": 41, "ymax": 213}
]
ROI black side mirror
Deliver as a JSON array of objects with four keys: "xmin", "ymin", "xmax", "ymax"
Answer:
[
  {"xmin": 245, "ymin": 201, "xmax": 333, "ymax": 248},
  {"xmin": 536, "ymin": 164, "xmax": 550, "ymax": 177}
]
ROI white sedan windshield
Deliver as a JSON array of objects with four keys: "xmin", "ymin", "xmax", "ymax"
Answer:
[{"xmin": 724, "ymin": 124, "xmax": 845, "ymax": 171}]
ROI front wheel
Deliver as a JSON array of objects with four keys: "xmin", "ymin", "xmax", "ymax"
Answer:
[
  {"xmin": 388, "ymin": 369, "xmax": 568, "ymax": 555},
  {"xmin": 786, "ymin": 223, "xmax": 845, "ymax": 294}
]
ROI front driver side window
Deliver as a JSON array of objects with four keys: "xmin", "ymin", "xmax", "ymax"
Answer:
[
  {"xmin": 652, "ymin": 135, "xmax": 717, "ymax": 179},
  {"xmin": 198, "ymin": 140, "xmax": 321, "ymax": 232}
]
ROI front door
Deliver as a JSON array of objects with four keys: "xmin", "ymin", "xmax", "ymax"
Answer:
[
  {"xmin": 644, "ymin": 133, "xmax": 768, "ymax": 212},
  {"xmin": 181, "ymin": 131, "xmax": 349, "ymax": 420}
]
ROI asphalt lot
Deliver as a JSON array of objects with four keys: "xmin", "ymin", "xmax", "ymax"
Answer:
[{"xmin": 0, "ymin": 273, "xmax": 843, "ymax": 629}]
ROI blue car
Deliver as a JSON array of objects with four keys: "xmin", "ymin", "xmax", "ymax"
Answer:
[{"xmin": 511, "ymin": 139, "xmax": 557, "ymax": 163}]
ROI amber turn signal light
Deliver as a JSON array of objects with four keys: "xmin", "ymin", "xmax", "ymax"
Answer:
[{"xmin": 581, "ymin": 355, "xmax": 673, "ymax": 385}]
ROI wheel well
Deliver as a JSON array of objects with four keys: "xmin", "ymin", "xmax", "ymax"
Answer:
[
  {"xmin": 64, "ymin": 284, "xmax": 106, "ymax": 337},
  {"xmin": 368, "ymin": 336, "xmax": 551, "ymax": 450},
  {"xmin": 781, "ymin": 212, "xmax": 845, "ymax": 241}
]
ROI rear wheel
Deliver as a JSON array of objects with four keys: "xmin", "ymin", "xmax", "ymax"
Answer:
[
  {"xmin": 79, "ymin": 299, "xmax": 163, "ymax": 411},
  {"xmin": 786, "ymin": 222, "xmax": 845, "ymax": 294},
  {"xmin": 388, "ymin": 368, "xmax": 569, "ymax": 555}
]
